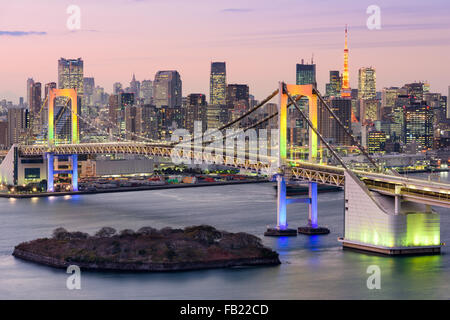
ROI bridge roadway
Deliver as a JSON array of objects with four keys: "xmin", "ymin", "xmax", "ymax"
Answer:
[{"xmin": 18, "ymin": 142, "xmax": 450, "ymax": 208}]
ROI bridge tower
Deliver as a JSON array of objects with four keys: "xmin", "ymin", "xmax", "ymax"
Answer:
[
  {"xmin": 265, "ymin": 83, "xmax": 330, "ymax": 236},
  {"xmin": 46, "ymin": 88, "xmax": 79, "ymax": 192}
]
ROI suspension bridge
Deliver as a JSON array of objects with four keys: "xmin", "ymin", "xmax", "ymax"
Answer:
[{"xmin": 1, "ymin": 83, "xmax": 450, "ymax": 255}]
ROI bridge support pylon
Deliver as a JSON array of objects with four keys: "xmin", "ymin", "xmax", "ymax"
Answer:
[
  {"xmin": 265, "ymin": 174, "xmax": 297, "ymax": 237},
  {"xmin": 46, "ymin": 153, "xmax": 79, "ymax": 193},
  {"xmin": 265, "ymin": 82, "xmax": 330, "ymax": 237},
  {"xmin": 298, "ymin": 182, "xmax": 331, "ymax": 235}
]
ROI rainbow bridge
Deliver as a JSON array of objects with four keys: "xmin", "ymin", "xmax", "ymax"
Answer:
[{"xmin": 1, "ymin": 84, "xmax": 450, "ymax": 255}]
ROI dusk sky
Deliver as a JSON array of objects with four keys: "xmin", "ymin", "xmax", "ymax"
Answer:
[{"xmin": 1, "ymin": 0, "xmax": 450, "ymax": 102}]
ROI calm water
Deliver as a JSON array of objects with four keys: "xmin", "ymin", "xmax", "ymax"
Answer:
[{"xmin": 0, "ymin": 172, "xmax": 449, "ymax": 300}]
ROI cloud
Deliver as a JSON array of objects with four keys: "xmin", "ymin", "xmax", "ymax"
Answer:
[
  {"xmin": 221, "ymin": 8, "xmax": 253, "ymax": 13},
  {"xmin": 0, "ymin": 31, "xmax": 47, "ymax": 37}
]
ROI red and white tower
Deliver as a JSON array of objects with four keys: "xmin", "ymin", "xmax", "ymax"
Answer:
[{"xmin": 341, "ymin": 26, "xmax": 351, "ymax": 98}]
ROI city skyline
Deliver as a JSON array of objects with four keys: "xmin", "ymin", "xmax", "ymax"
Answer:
[{"xmin": 1, "ymin": 0, "xmax": 450, "ymax": 101}]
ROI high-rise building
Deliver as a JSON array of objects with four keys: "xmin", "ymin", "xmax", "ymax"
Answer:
[
  {"xmin": 58, "ymin": 58, "xmax": 84, "ymax": 96},
  {"xmin": 141, "ymin": 104, "xmax": 159, "ymax": 140},
  {"xmin": 125, "ymin": 103, "xmax": 142, "ymax": 141},
  {"xmin": 210, "ymin": 62, "xmax": 226, "ymax": 106},
  {"xmin": 358, "ymin": 67, "xmax": 376, "ymax": 100},
  {"xmin": 118, "ymin": 93, "xmax": 134, "ymax": 139},
  {"xmin": 326, "ymin": 71, "xmax": 341, "ymax": 97},
  {"xmin": 7, "ymin": 105, "xmax": 28, "ymax": 146},
  {"xmin": 341, "ymin": 26, "xmax": 351, "ymax": 98},
  {"xmin": 403, "ymin": 82, "xmax": 427, "ymax": 101},
  {"xmin": 141, "ymin": 80, "xmax": 153, "ymax": 104},
  {"xmin": 226, "ymin": 84, "xmax": 249, "ymax": 123},
  {"xmin": 448, "ymin": 86, "xmax": 450, "ymax": 119},
  {"xmin": 153, "ymin": 71, "xmax": 182, "ymax": 109},
  {"xmin": 130, "ymin": 74, "xmax": 140, "ymax": 98},
  {"xmin": 367, "ymin": 131, "xmax": 387, "ymax": 154},
  {"xmin": 296, "ymin": 60, "xmax": 316, "ymax": 86},
  {"xmin": 186, "ymin": 94, "xmax": 207, "ymax": 133},
  {"xmin": 27, "ymin": 79, "xmax": 42, "ymax": 114},
  {"xmin": 113, "ymin": 82, "xmax": 123, "ymax": 95},
  {"xmin": 360, "ymin": 99, "xmax": 380, "ymax": 123},
  {"xmin": 0, "ymin": 121, "xmax": 8, "ymax": 149},
  {"xmin": 318, "ymin": 97, "xmax": 352, "ymax": 146},
  {"xmin": 403, "ymin": 101, "xmax": 434, "ymax": 151},
  {"xmin": 58, "ymin": 58, "xmax": 83, "ymax": 140},
  {"xmin": 83, "ymin": 77, "xmax": 95, "ymax": 107}
]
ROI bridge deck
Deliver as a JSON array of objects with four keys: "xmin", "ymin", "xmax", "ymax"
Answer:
[{"xmin": 17, "ymin": 143, "xmax": 450, "ymax": 208}]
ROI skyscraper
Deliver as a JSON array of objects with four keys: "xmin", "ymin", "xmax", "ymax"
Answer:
[
  {"xmin": 153, "ymin": 71, "xmax": 182, "ymax": 109},
  {"xmin": 83, "ymin": 77, "xmax": 95, "ymax": 107},
  {"xmin": 448, "ymin": 86, "xmax": 450, "ymax": 119},
  {"xmin": 358, "ymin": 67, "xmax": 376, "ymax": 100},
  {"xmin": 27, "ymin": 79, "xmax": 42, "ymax": 114},
  {"xmin": 341, "ymin": 26, "xmax": 351, "ymax": 98},
  {"xmin": 130, "ymin": 74, "xmax": 140, "ymax": 98},
  {"xmin": 58, "ymin": 58, "xmax": 84, "ymax": 96},
  {"xmin": 326, "ymin": 71, "xmax": 341, "ymax": 97},
  {"xmin": 186, "ymin": 94, "xmax": 207, "ymax": 133},
  {"xmin": 296, "ymin": 60, "xmax": 316, "ymax": 86},
  {"xmin": 113, "ymin": 82, "xmax": 123, "ymax": 95},
  {"xmin": 226, "ymin": 84, "xmax": 249, "ymax": 123},
  {"xmin": 403, "ymin": 101, "xmax": 434, "ymax": 151},
  {"xmin": 141, "ymin": 80, "xmax": 153, "ymax": 104},
  {"xmin": 210, "ymin": 62, "xmax": 226, "ymax": 106}
]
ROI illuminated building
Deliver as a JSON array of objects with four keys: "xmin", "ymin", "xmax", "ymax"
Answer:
[
  {"xmin": 119, "ymin": 93, "xmax": 134, "ymax": 138},
  {"xmin": 83, "ymin": 77, "xmax": 95, "ymax": 107},
  {"xmin": 0, "ymin": 121, "xmax": 7, "ymax": 148},
  {"xmin": 27, "ymin": 79, "xmax": 41, "ymax": 114},
  {"xmin": 326, "ymin": 71, "xmax": 341, "ymax": 97},
  {"xmin": 318, "ymin": 97, "xmax": 351, "ymax": 146},
  {"xmin": 113, "ymin": 82, "xmax": 123, "ymax": 95},
  {"xmin": 367, "ymin": 131, "xmax": 387, "ymax": 154},
  {"xmin": 403, "ymin": 82, "xmax": 428, "ymax": 101},
  {"xmin": 27, "ymin": 79, "xmax": 42, "ymax": 137},
  {"xmin": 403, "ymin": 101, "xmax": 434, "ymax": 151},
  {"xmin": 141, "ymin": 80, "xmax": 153, "ymax": 104},
  {"xmin": 358, "ymin": 67, "xmax": 376, "ymax": 100},
  {"xmin": 210, "ymin": 62, "xmax": 226, "ymax": 106},
  {"xmin": 186, "ymin": 94, "xmax": 207, "ymax": 133},
  {"xmin": 58, "ymin": 58, "xmax": 84, "ymax": 100},
  {"xmin": 381, "ymin": 87, "xmax": 406, "ymax": 120},
  {"xmin": 125, "ymin": 103, "xmax": 142, "ymax": 141},
  {"xmin": 341, "ymin": 26, "xmax": 351, "ymax": 98},
  {"xmin": 360, "ymin": 99, "xmax": 380, "ymax": 123},
  {"xmin": 153, "ymin": 71, "xmax": 182, "ymax": 109},
  {"xmin": 130, "ymin": 74, "xmax": 140, "ymax": 98},
  {"xmin": 57, "ymin": 58, "xmax": 83, "ymax": 142},
  {"xmin": 448, "ymin": 86, "xmax": 450, "ymax": 119},
  {"xmin": 7, "ymin": 105, "xmax": 28, "ymax": 146},
  {"xmin": 227, "ymin": 84, "xmax": 249, "ymax": 123},
  {"xmin": 141, "ymin": 104, "xmax": 158, "ymax": 140},
  {"xmin": 296, "ymin": 59, "xmax": 316, "ymax": 86}
]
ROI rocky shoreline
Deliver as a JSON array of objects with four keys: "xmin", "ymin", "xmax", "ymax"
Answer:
[{"xmin": 13, "ymin": 225, "xmax": 280, "ymax": 272}]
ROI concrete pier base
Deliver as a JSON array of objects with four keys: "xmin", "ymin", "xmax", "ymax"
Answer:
[
  {"xmin": 339, "ymin": 238, "xmax": 442, "ymax": 256},
  {"xmin": 298, "ymin": 226, "xmax": 330, "ymax": 235},
  {"xmin": 264, "ymin": 228, "xmax": 298, "ymax": 237}
]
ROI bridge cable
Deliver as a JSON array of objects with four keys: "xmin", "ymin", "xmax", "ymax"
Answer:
[
  {"xmin": 312, "ymin": 88, "xmax": 380, "ymax": 171},
  {"xmin": 283, "ymin": 84, "xmax": 349, "ymax": 170},
  {"xmin": 172, "ymin": 89, "xmax": 280, "ymax": 146}
]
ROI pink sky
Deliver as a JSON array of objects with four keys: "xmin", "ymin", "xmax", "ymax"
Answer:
[{"xmin": 1, "ymin": 0, "xmax": 450, "ymax": 102}]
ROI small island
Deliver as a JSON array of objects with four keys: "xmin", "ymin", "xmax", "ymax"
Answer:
[{"xmin": 12, "ymin": 225, "xmax": 280, "ymax": 272}]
